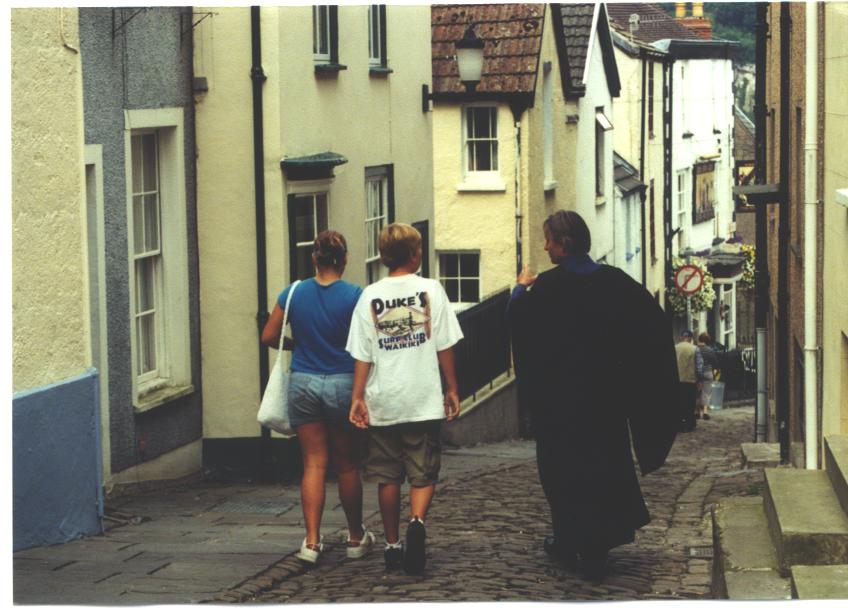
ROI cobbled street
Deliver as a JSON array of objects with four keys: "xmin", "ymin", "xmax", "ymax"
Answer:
[{"xmin": 240, "ymin": 407, "xmax": 762, "ymax": 603}]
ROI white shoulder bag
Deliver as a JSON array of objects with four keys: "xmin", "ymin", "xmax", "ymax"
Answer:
[{"xmin": 257, "ymin": 280, "xmax": 301, "ymax": 434}]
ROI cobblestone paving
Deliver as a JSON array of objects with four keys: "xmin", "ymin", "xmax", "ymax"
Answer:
[{"xmin": 224, "ymin": 407, "xmax": 762, "ymax": 603}]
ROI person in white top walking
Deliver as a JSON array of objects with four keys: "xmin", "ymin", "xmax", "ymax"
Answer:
[{"xmin": 346, "ymin": 223, "xmax": 463, "ymax": 574}]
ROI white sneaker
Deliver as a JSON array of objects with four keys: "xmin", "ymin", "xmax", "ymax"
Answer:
[
  {"xmin": 345, "ymin": 528, "xmax": 375, "ymax": 559},
  {"xmin": 296, "ymin": 537, "xmax": 323, "ymax": 564}
]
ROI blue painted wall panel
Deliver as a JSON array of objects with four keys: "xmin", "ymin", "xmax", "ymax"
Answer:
[{"xmin": 13, "ymin": 371, "xmax": 103, "ymax": 551}]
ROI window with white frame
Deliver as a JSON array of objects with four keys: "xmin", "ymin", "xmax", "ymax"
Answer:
[
  {"xmin": 676, "ymin": 168, "xmax": 690, "ymax": 250},
  {"xmin": 722, "ymin": 283, "xmax": 735, "ymax": 348},
  {"xmin": 595, "ymin": 108, "xmax": 613, "ymax": 199},
  {"xmin": 313, "ymin": 6, "xmax": 331, "ymax": 62},
  {"xmin": 368, "ymin": 5, "xmax": 387, "ymax": 67},
  {"xmin": 131, "ymin": 132, "xmax": 163, "ymax": 382},
  {"xmin": 438, "ymin": 252, "xmax": 480, "ymax": 305},
  {"xmin": 464, "ymin": 106, "xmax": 498, "ymax": 175},
  {"xmin": 126, "ymin": 107, "xmax": 191, "ymax": 404},
  {"xmin": 365, "ymin": 175, "xmax": 388, "ymax": 284},
  {"xmin": 543, "ymin": 61, "xmax": 554, "ymax": 187},
  {"xmin": 290, "ymin": 192, "xmax": 329, "ymax": 280}
]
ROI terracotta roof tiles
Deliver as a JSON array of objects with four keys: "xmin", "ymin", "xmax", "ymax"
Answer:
[
  {"xmin": 606, "ymin": 3, "xmax": 701, "ymax": 44},
  {"xmin": 431, "ymin": 4, "xmax": 545, "ymax": 95}
]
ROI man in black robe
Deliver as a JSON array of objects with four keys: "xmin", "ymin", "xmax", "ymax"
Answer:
[{"xmin": 508, "ymin": 210, "xmax": 679, "ymax": 581}]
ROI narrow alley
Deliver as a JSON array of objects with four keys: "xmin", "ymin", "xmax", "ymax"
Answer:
[{"xmin": 14, "ymin": 406, "xmax": 759, "ymax": 604}]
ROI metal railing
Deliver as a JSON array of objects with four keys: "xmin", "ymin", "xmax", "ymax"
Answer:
[{"xmin": 453, "ymin": 288, "xmax": 512, "ymax": 401}]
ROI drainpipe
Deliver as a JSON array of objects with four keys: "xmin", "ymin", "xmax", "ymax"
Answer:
[
  {"xmin": 663, "ymin": 57, "xmax": 675, "ymax": 318},
  {"xmin": 803, "ymin": 2, "xmax": 819, "ymax": 469},
  {"xmin": 250, "ymin": 6, "xmax": 273, "ymax": 481},
  {"xmin": 639, "ymin": 53, "xmax": 648, "ymax": 287},
  {"xmin": 753, "ymin": 2, "xmax": 768, "ymax": 443},
  {"xmin": 777, "ymin": 2, "xmax": 791, "ymax": 464}
]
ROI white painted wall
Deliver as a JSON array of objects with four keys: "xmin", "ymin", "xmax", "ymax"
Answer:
[
  {"xmin": 577, "ymin": 33, "xmax": 616, "ymax": 263},
  {"xmin": 672, "ymin": 56, "xmax": 735, "ymax": 255}
]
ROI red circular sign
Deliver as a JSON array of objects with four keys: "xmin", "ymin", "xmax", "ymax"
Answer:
[{"xmin": 674, "ymin": 264, "xmax": 705, "ymax": 296}]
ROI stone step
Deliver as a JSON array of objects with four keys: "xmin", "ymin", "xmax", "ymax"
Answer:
[
  {"xmin": 711, "ymin": 496, "xmax": 790, "ymax": 600},
  {"xmin": 791, "ymin": 565, "xmax": 848, "ymax": 599},
  {"xmin": 741, "ymin": 442, "xmax": 780, "ymax": 469},
  {"xmin": 764, "ymin": 468, "xmax": 848, "ymax": 573},
  {"xmin": 825, "ymin": 435, "xmax": 848, "ymax": 517}
]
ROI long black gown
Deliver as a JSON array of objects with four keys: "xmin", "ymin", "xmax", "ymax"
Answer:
[{"xmin": 508, "ymin": 263, "xmax": 679, "ymax": 554}]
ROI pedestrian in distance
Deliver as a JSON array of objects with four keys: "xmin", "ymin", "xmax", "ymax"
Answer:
[
  {"xmin": 696, "ymin": 332, "xmax": 718, "ymax": 420},
  {"xmin": 346, "ymin": 223, "xmax": 463, "ymax": 575},
  {"xmin": 261, "ymin": 230, "xmax": 374, "ymax": 565},
  {"xmin": 508, "ymin": 210, "xmax": 679, "ymax": 582},
  {"xmin": 675, "ymin": 329, "xmax": 703, "ymax": 432}
]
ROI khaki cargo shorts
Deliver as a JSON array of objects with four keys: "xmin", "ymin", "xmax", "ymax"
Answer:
[{"xmin": 363, "ymin": 420, "xmax": 442, "ymax": 487}]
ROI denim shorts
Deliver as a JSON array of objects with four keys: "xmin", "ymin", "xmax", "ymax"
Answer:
[{"xmin": 287, "ymin": 371, "xmax": 354, "ymax": 428}]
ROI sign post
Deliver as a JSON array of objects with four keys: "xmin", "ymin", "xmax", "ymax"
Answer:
[{"xmin": 674, "ymin": 263, "xmax": 705, "ymax": 332}]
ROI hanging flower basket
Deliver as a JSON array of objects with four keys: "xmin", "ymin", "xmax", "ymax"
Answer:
[
  {"xmin": 666, "ymin": 256, "xmax": 716, "ymax": 317},
  {"xmin": 738, "ymin": 244, "xmax": 755, "ymax": 291}
]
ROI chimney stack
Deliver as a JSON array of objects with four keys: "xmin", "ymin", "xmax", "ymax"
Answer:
[{"xmin": 677, "ymin": 2, "xmax": 712, "ymax": 40}]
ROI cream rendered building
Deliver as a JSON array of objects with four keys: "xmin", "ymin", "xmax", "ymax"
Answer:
[
  {"xmin": 431, "ymin": 4, "xmax": 621, "ymax": 307},
  {"xmin": 12, "ymin": 8, "xmax": 103, "ymax": 549},
  {"xmin": 822, "ymin": 3, "xmax": 848, "ymax": 436},
  {"xmin": 194, "ymin": 6, "xmax": 434, "ymax": 475}
]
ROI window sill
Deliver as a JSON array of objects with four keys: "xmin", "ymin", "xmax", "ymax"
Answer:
[
  {"xmin": 369, "ymin": 66, "xmax": 393, "ymax": 77},
  {"xmin": 136, "ymin": 384, "xmax": 195, "ymax": 414},
  {"xmin": 457, "ymin": 180, "xmax": 507, "ymax": 193},
  {"xmin": 314, "ymin": 62, "xmax": 347, "ymax": 75},
  {"xmin": 544, "ymin": 180, "xmax": 559, "ymax": 192}
]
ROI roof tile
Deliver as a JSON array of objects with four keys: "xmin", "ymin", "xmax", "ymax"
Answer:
[
  {"xmin": 606, "ymin": 3, "xmax": 701, "ymax": 44},
  {"xmin": 431, "ymin": 4, "xmax": 545, "ymax": 95}
]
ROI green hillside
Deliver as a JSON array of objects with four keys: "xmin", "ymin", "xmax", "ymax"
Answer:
[{"xmin": 659, "ymin": 3, "xmax": 756, "ymax": 64}]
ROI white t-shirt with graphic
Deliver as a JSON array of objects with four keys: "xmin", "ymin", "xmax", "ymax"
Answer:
[{"xmin": 346, "ymin": 274, "xmax": 464, "ymax": 426}]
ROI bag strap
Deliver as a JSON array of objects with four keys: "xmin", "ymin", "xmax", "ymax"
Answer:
[{"xmin": 278, "ymin": 280, "xmax": 301, "ymax": 352}]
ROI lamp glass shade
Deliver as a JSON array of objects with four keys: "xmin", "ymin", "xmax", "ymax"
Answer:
[{"xmin": 457, "ymin": 46, "xmax": 484, "ymax": 84}]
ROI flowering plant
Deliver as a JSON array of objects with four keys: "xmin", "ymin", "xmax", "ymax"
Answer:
[
  {"xmin": 666, "ymin": 256, "xmax": 716, "ymax": 317},
  {"xmin": 739, "ymin": 244, "xmax": 755, "ymax": 291}
]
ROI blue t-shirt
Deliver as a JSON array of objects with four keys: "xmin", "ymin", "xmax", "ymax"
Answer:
[{"xmin": 278, "ymin": 278, "xmax": 363, "ymax": 374}]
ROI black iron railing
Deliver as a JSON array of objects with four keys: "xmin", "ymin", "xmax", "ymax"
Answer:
[{"xmin": 453, "ymin": 288, "xmax": 512, "ymax": 401}]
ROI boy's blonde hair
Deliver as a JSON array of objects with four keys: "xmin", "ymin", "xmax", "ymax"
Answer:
[{"xmin": 379, "ymin": 223, "xmax": 422, "ymax": 270}]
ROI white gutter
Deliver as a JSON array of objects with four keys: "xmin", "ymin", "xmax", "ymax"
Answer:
[{"xmin": 804, "ymin": 2, "xmax": 819, "ymax": 470}]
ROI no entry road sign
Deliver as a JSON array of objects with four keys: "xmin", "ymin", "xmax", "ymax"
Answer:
[{"xmin": 674, "ymin": 264, "xmax": 705, "ymax": 296}]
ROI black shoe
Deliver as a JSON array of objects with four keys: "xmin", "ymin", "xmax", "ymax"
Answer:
[
  {"xmin": 384, "ymin": 545, "xmax": 403, "ymax": 571},
  {"xmin": 703, "ymin": 413, "xmax": 711, "ymax": 420},
  {"xmin": 543, "ymin": 536, "xmax": 579, "ymax": 570},
  {"xmin": 581, "ymin": 549, "xmax": 609, "ymax": 583},
  {"xmin": 403, "ymin": 518, "xmax": 426, "ymax": 574}
]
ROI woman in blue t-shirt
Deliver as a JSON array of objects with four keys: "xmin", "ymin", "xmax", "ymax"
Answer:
[{"xmin": 261, "ymin": 230, "xmax": 373, "ymax": 564}]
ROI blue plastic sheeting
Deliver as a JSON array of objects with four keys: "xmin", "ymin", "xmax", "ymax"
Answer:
[{"xmin": 13, "ymin": 370, "xmax": 103, "ymax": 551}]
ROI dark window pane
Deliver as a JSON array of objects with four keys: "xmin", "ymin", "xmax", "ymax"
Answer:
[
  {"xmin": 296, "ymin": 245, "xmax": 313, "ymax": 280},
  {"xmin": 490, "ymin": 141, "xmax": 498, "ymax": 170},
  {"xmin": 442, "ymin": 278, "xmax": 459, "ymax": 302},
  {"xmin": 144, "ymin": 193, "xmax": 160, "ymax": 252},
  {"xmin": 142, "ymin": 134, "xmax": 157, "ymax": 191},
  {"xmin": 138, "ymin": 314, "xmax": 156, "ymax": 374},
  {"xmin": 460, "ymin": 254, "xmax": 479, "ymax": 276},
  {"xmin": 133, "ymin": 195, "xmax": 144, "ymax": 255},
  {"xmin": 474, "ymin": 142, "xmax": 491, "ymax": 171},
  {"xmin": 460, "ymin": 279, "xmax": 479, "ymax": 302},
  {"xmin": 441, "ymin": 254, "xmax": 458, "ymax": 277},
  {"xmin": 131, "ymin": 136, "xmax": 143, "ymax": 193},
  {"xmin": 135, "ymin": 258, "xmax": 155, "ymax": 313},
  {"xmin": 473, "ymin": 108, "xmax": 491, "ymax": 138},
  {"xmin": 293, "ymin": 197, "xmax": 314, "ymax": 243},
  {"xmin": 316, "ymin": 194, "xmax": 328, "ymax": 232}
]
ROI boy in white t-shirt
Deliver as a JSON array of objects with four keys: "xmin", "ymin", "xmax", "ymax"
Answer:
[{"xmin": 346, "ymin": 223, "xmax": 463, "ymax": 575}]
